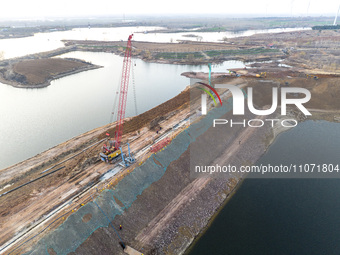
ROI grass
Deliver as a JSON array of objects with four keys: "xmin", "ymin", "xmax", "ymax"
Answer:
[
  {"xmin": 205, "ymin": 48, "xmax": 280, "ymax": 57},
  {"xmin": 154, "ymin": 52, "xmax": 204, "ymax": 60},
  {"xmin": 153, "ymin": 48, "xmax": 279, "ymax": 60},
  {"xmin": 195, "ymin": 26, "xmax": 226, "ymax": 32}
]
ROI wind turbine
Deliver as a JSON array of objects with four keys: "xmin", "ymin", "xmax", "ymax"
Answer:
[
  {"xmin": 334, "ymin": 3, "xmax": 340, "ymax": 25},
  {"xmin": 291, "ymin": 0, "xmax": 295, "ymax": 16},
  {"xmin": 306, "ymin": 0, "xmax": 311, "ymax": 16}
]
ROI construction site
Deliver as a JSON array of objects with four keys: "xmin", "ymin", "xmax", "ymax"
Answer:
[{"xmin": 1, "ymin": 21, "xmax": 340, "ymax": 255}]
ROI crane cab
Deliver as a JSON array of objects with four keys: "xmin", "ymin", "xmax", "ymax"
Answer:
[{"xmin": 100, "ymin": 149, "xmax": 121, "ymax": 163}]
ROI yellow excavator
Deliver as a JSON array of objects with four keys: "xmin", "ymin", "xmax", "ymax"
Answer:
[
  {"xmin": 256, "ymin": 72, "xmax": 267, "ymax": 78},
  {"xmin": 306, "ymin": 74, "xmax": 318, "ymax": 80}
]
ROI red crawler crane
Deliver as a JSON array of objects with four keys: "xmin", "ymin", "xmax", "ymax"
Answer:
[
  {"xmin": 100, "ymin": 34, "xmax": 135, "ymax": 164},
  {"xmin": 115, "ymin": 34, "xmax": 134, "ymax": 150}
]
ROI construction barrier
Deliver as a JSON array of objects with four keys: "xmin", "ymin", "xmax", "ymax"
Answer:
[{"xmin": 150, "ymin": 137, "xmax": 171, "ymax": 153}]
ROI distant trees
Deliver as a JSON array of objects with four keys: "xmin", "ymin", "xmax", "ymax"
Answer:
[{"xmin": 312, "ymin": 25, "xmax": 340, "ymax": 30}]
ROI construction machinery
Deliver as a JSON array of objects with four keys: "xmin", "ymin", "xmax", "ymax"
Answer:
[
  {"xmin": 306, "ymin": 74, "xmax": 318, "ymax": 80},
  {"xmin": 228, "ymin": 70, "xmax": 241, "ymax": 77},
  {"xmin": 100, "ymin": 142, "xmax": 121, "ymax": 163},
  {"xmin": 100, "ymin": 34, "xmax": 135, "ymax": 165},
  {"xmin": 256, "ymin": 72, "xmax": 266, "ymax": 78}
]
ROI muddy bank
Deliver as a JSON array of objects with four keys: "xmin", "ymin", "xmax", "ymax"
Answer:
[
  {"xmin": 0, "ymin": 57, "xmax": 101, "ymax": 88},
  {"xmin": 0, "ymin": 45, "xmax": 101, "ymax": 88}
]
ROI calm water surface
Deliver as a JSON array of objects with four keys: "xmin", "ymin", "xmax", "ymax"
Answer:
[{"xmin": 188, "ymin": 121, "xmax": 340, "ymax": 255}]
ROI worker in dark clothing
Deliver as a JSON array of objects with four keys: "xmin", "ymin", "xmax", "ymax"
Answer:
[{"xmin": 119, "ymin": 225, "xmax": 122, "ymax": 230}]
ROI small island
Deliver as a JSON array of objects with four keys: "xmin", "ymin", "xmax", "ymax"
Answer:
[{"xmin": 0, "ymin": 57, "xmax": 101, "ymax": 88}]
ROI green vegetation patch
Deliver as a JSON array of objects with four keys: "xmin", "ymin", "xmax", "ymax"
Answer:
[
  {"xmin": 153, "ymin": 48, "xmax": 279, "ymax": 60},
  {"xmin": 205, "ymin": 48, "xmax": 280, "ymax": 57},
  {"xmin": 195, "ymin": 26, "xmax": 226, "ymax": 32},
  {"xmin": 154, "ymin": 51, "xmax": 204, "ymax": 59}
]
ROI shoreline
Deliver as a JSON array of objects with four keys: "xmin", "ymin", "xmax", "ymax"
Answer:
[
  {"xmin": 154, "ymin": 113, "xmax": 276, "ymax": 254},
  {"xmin": 184, "ymin": 175, "xmax": 246, "ymax": 255},
  {"xmin": 182, "ymin": 117, "xmax": 296, "ymax": 255},
  {"xmin": 181, "ymin": 109, "xmax": 340, "ymax": 254}
]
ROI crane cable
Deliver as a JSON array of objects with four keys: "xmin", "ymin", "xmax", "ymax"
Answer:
[
  {"xmin": 110, "ymin": 72, "xmax": 122, "ymax": 124},
  {"xmin": 110, "ymin": 61, "xmax": 138, "ymax": 124},
  {"xmin": 131, "ymin": 60, "xmax": 138, "ymax": 116}
]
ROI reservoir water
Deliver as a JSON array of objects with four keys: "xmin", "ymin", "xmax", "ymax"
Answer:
[
  {"xmin": 0, "ymin": 51, "xmax": 245, "ymax": 170},
  {"xmin": 187, "ymin": 120, "xmax": 340, "ymax": 255}
]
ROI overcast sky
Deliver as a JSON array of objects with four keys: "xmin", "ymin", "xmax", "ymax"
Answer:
[{"xmin": 0, "ymin": 0, "xmax": 339, "ymax": 19}]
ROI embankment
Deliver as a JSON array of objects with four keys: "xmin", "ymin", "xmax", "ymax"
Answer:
[{"xmin": 22, "ymin": 99, "xmax": 276, "ymax": 255}]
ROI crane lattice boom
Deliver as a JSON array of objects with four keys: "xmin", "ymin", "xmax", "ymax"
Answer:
[{"xmin": 115, "ymin": 34, "xmax": 133, "ymax": 149}]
